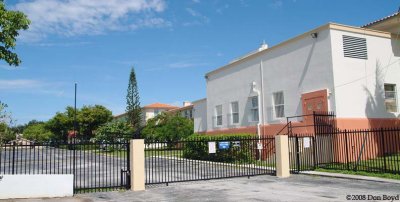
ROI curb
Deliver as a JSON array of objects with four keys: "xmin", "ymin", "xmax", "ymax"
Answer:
[{"xmin": 300, "ymin": 171, "xmax": 400, "ymax": 184}]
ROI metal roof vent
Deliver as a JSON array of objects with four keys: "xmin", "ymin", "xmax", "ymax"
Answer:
[{"xmin": 258, "ymin": 40, "xmax": 268, "ymax": 51}]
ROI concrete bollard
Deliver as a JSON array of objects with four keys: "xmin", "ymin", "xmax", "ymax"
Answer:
[
  {"xmin": 130, "ymin": 139, "xmax": 145, "ymax": 191},
  {"xmin": 275, "ymin": 135, "xmax": 290, "ymax": 178}
]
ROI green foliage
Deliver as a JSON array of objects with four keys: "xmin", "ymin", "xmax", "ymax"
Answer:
[
  {"xmin": 142, "ymin": 113, "xmax": 193, "ymax": 143},
  {"xmin": 126, "ymin": 67, "xmax": 142, "ymax": 130},
  {"xmin": 78, "ymin": 105, "xmax": 113, "ymax": 138},
  {"xmin": 182, "ymin": 134, "xmax": 256, "ymax": 163},
  {"xmin": 23, "ymin": 123, "xmax": 53, "ymax": 143},
  {"xmin": 0, "ymin": 122, "xmax": 15, "ymax": 144},
  {"xmin": 47, "ymin": 107, "xmax": 74, "ymax": 141},
  {"xmin": 0, "ymin": 1, "xmax": 30, "ymax": 66},
  {"xmin": 47, "ymin": 105, "xmax": 113, "ymax": 140},
  {"xmin": 94, "ymin": 121, "xmax": 134, "ymax": 143},
  {"xmin": 0, "ymin": 101, "xmax": 12, "ymax": 124}
]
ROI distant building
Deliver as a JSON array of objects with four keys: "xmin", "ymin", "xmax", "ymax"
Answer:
[
  {"xmin": 167, "ymin": 101, "xmax": 194, "ymax": 119},
  {"xmin": 113, "ymin": 103, "xmax": 178, "ymax": 125}
]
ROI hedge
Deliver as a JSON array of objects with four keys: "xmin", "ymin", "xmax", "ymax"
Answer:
[{"xmin": 182, "ymin": 133, "xmax": 257, "ymax": 163}]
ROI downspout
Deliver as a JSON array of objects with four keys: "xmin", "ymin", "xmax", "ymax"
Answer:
[
  {"xmin": 252, "ymin": 82, "xmax": 262, "ymax": 160},
  {"xmin": 260, "ymin": 60, "xmax": 265, "ymax": 136}
]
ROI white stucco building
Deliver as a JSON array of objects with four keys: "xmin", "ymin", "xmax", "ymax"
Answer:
[
  {"xmin": 194, "ymin": 13, "xmax": 400, "ymax": 135},
  {"xmin": 114, "ymin": 103, "xmax": 178, "ymax": 125}
]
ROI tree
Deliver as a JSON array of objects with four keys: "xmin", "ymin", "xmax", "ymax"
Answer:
[
  {"xmin": 78, "ymin": 105, "xmax": 113, "ymax": 138},
  {"xmin": 46, "ymin": 111, "xmax": 72, "ymax": 141},
  {"xmin": 47, "ymin": 105, "xmax": 113, "ymax": 140},
  {"xmin": 0, "ymin": 101, "xmax": 11, "ymax": 124},
  {"xmin": 142, "ymin": 113, "xmax": 193, "ymax": 144},
  {"xmin": 0, "ymin": 1, "xmax": 30, "ymax": 66},
  {"xmin": 126, "ymin": 67, "xmax": 142, "ymax": 131},
  {"xmin": 0, "ymin": 101, "xmax": 14, "ymax": 144},
  {"xmin": 0, "ymin": 122, "xmax": 14, "ymax": 144},
  {"xmin": 23, "ymin": 123, "xmax": 53, "ymax": 143},
  {"xmin": 94, "ymin": 121, "xmax": 133, "ymax": 143}
]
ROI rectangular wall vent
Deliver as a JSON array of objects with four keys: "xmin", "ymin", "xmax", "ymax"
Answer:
[{"xmin": 342, "ymin": 35, "xmax": 368, "ymax": 60}]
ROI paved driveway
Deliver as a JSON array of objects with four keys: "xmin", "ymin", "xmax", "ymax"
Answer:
[
  {"xmin": 0, "ymin": 147, "xmax": 129, "ymax": 189},
  {"xmin": 11, "ymin": 174, "xmax": 399, "ymax": 202}
]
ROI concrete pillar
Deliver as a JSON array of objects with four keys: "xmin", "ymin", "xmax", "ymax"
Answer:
[
  {"xmin": 275, "ymin": 135, "xmax": 290, "ymax": 178},
  {"xmin": 130, "ymin": 139, "xmax": 145, "ymax": 191}
]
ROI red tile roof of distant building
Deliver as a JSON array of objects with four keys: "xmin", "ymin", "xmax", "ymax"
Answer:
[{"xmin": 142, "ymin": 103, "xmax": 178, "ymax": 109}]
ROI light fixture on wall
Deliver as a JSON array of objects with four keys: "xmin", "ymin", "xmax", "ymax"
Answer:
[{"xmin": 311, "ymin": 32, "xmax": 318, "ymax": 38}]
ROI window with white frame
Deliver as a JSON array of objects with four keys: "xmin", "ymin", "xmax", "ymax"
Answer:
[
  {"xmin": 231, "ymin": 101, "xmax": 239, "ymax": 124},
  {"xmin": 273, "ymin": 91, "xmax": 285, "ymax": 118},
  {"xmin": 250, "ymin": 96, "xmax": 259, "ymax": 122},
  {"xmin": 154, "ymin": 109, "xmax": 160, "ymax": 116},
  {"xmin": 215, "ymin": 105, "xmax": 223, "ymax": 126},
  {"xmin": 384, "ymin": 84, "xmax": 398, "ymax": 113}
]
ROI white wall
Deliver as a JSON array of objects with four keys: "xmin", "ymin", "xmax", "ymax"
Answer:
[
  {"xmin": 330, "ymin": 29, "xmax": 400, "ymax": 118},
  {"xmin": 205, "ymin": 28, "xmax": 335, "ymax": 131},
  {"xmin": 0, "ymin": 175, "xmax": 73, "ymax": 199},
  {"xmin": 193, "ymin": 99, "xmax": 207, "ymax": 133}
]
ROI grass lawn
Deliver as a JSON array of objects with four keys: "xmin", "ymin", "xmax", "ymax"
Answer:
[
  {"xmin": 98, "ymin": 149, "xmax": 184, "ymax": 158},
  {"xmin": 316, "ymin": 153, "xmax": 400, "ymax": 173},
  {"xmin": 315, "ymin": 168, "xmax": 400, "ymax": 180},
  {"xmin": 145, "ymin": 149, "xmax": 183, "ymax": 157}
]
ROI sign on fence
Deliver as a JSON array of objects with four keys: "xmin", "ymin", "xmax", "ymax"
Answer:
[
  {"xmin": 218, "ymin": 141, "xmax": 230, "ymax": 150},
  {"xmin": 232, "ymin": 141, "xmax": 240, "ymax": 147},
  {"xmin": 303, "ymin": 137, "xmax": 310, "ymax": 148},
  {"xmin": 208, "ymin": 142, "xmax": 216, "ymax": 153}
]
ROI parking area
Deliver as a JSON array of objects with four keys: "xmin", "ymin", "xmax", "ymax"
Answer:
[
  {"xmin": 0, "ymin": 147, "xmax": 129, "ymax": 190},
  {"xmin": 9, "ymin": 174, "xmax": 400, "ymax": 202}
]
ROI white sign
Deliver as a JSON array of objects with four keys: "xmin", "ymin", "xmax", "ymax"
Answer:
[
  {"xmin": 257, "ymin": 143, "xmax": 263, "ymax": 150},
  {"xmin": 208, "ymin": 141, "xmax": 216, "ymax": 153},
  {"xmin": 0, "ymin": 175, "xmax": 73, "ymax": 199},
  {"xmin": 303, "ymin": 137, "xmax": 311, "ymax": 148}
]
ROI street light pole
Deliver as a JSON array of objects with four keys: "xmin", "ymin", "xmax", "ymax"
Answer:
[{"xmin": 74, "ymin": 83, "xmax": 77, "ymax": 138}]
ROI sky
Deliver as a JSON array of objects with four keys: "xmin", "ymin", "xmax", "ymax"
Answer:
[{"xmin": 1, "ymin": 0, "xmax": 399, "ymax": 125}]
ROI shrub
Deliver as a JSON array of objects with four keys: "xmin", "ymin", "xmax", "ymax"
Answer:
[{"xmin": 182, "ymin": 133, "xmax": 257, "ymax": 163}]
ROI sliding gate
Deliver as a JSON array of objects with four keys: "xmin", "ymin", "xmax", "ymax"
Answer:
[
  {"xmin": 0, "ymin": 139, "xmax": 131, "ymax": 193},
  {"xmin": 145, "ymin": 137, "xmax": 276, "ymax": 185}
]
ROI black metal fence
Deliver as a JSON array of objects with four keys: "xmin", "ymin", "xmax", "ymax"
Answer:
[
  {"xmin": 289, "ymin": 127, "xmax": 400, "ymax": 175},
  {"xmin": 145, "ymin": 137, "xmax": 276, "ymax": 185},
  {"xmin": 289, "ymin": 135, "xmax": 315, "ymax": 173},
  {"xmin": 0, "ymin": 139, "xmax": 130, "ymax": 193}
]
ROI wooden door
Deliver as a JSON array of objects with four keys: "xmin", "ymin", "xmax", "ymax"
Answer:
[{"xmin": 301, "ymin": 89, "xmax": 328, "ymax": 126}]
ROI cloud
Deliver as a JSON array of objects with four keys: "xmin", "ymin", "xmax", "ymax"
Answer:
[
  {"xmin": 34, "ymin": 41, "xmax": 92, "ymax": 47},
  {"xmin": 270, "ymin": 0, "xmax": 283, "ymax": 8},
  {"xmin": 14, "ymin": 0, "xmax": 170, "ymax": 41},
  {"xmin": 183, "ymin": 8, "xmax": 209, "ymax": 26},
  {"xmin": 0, "ymin": 79, "xmax": 44, "ymax": 89},
  {"xmin": 0, "ymin": 79, "xmax": 65, "ymax": 96},
  {"xmin": 216, "ymin": 4, "xmax": 229, "ymax": 14},
  {"xmin": 168, "ymin": 61, "xmax": 209, "ymax": 69}
]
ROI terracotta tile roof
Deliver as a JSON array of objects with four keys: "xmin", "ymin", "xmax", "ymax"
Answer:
[
  {"xmin": 362, "ymin": 12, "xmax": 400, "ymax": 28},
  {"xmin": 167, "ymin": 104, "xmax": 194, "ymax": 113},
  {"xmin": 143, "ymin": 103, "xmax": 179, "ymax": 109}
]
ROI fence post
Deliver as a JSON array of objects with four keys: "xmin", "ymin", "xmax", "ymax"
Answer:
[
  {"xmin": 12, "ymin": 142, "xmax": 16, "ymax": 175},
  {"xmin": 275, "ymin": 135, "xmax": 290, "ymax": 178},
  {"xmin": 295, "ymin": 135, "xmax": 300, "ymax": 173},
  {"xmin": 130, "ymin": 139, "xmax": 145, "ymax": 191},
  {"xmin": 380, "ymin": 128, "xmax": 387, "ymax": 173},
  {"xmin": 344, "ymin": 129, "xmax": 349, "ymax": 170}
]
